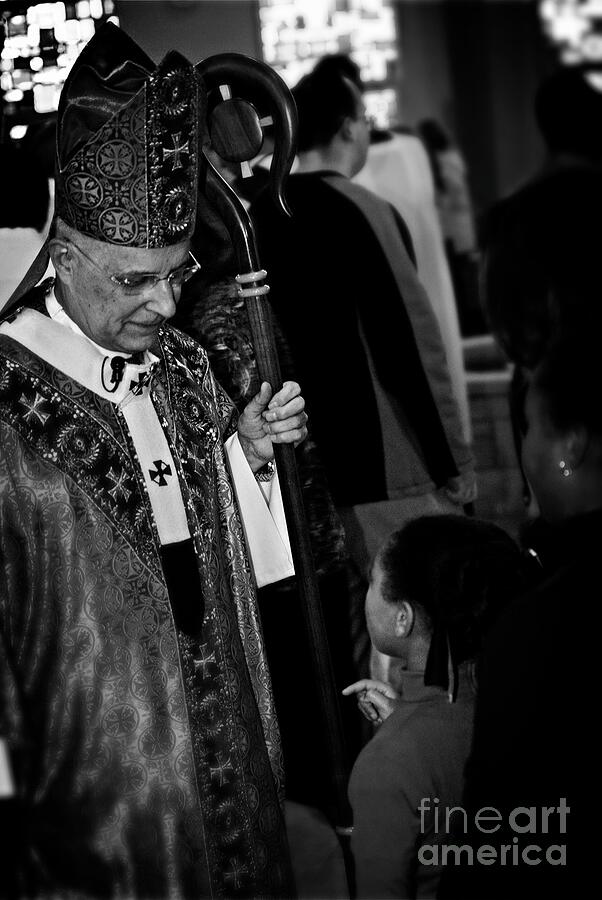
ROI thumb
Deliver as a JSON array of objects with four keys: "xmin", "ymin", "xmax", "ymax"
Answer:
[{"xmin": 246, "ymin": 381, "xmax": 272, "ymax": 415}]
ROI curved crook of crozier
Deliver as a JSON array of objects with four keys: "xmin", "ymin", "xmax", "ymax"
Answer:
[{"xmin": 196, "ymin": 52, "xmax": 297, "ymax": 218}]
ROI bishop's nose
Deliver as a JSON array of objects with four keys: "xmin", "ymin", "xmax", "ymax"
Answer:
[{"xmin": 146, "ymin": 278, "xmax": 178, "ymax": 320}]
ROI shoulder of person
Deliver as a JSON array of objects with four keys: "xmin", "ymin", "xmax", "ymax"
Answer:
[{"xmin": 350, "ymin": 708, "xmax": 441, "ymax": 802}]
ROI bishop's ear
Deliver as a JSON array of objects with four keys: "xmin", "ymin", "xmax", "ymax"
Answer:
[{"xmin": 48, "ymin": 238, "xmax": 75, "ymax": 281}]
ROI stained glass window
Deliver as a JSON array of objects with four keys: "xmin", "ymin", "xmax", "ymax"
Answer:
[
  {"xmin": 1, "ymin": 0, "xmax": 118, "ymax": 133},
  {"xmin": 258, "ymin": 0, "xmax": 399, "ymax": 128},
  {"xmin": 539, "ymin": 0, "xmax": 602, "ymax": 64}
]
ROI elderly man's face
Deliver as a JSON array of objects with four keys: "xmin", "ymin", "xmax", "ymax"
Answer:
[{"xmin": 58, "ymin": 235, "xmax": 192, "ymax": 354}]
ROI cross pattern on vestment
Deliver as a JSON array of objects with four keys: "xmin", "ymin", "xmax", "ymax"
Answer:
[
  {"xmin": 163, "ymin": 132, "xmax": 189, "ymax": 171},
  {"xmin": 149, "ymin": 459, "xmax": 172, "ymax": 486},
  {"xmin": 106, "ymin": 467, "xmax": 132, "ymax": 502},
  {"xmin": 19, "ymin": 391, "xmax": 51, "ymax": 425},
  {"xmin": 192, "ymin": 644, "xmax": 216, "ymax": 676},
  {"xmin": 209, "ymin": 753, "xmax": 233, "ymax": 787},
  {"xmin": 224, "ymin": 859, "xmax": 247, "ymax": 891},
  {"xmin": 129, "ymin": 372, "xmax": 151, "ymax": 396}
]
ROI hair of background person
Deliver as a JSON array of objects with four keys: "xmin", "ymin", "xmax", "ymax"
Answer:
[
  {"xmin": 480, "ymin": 166, "xmax": 602, "ymax": 368},
  {"xmin": 531, "ymin": 335, "xmax": 602, "ymax": 438},
  {"xmin": 534, "ymin": 65, "xmax": 602, "ymax": 162},
  {"xmin": 0, "ymin": 140, "xmax": 50, "ymax": 231},
  {"xmin": 292, "ymin": 70, "xmax": 360, "ymax": 152},
  {"xmin": 417, "ymin": 118, "xmax": 452, "ymax": 153},
  {"xmin": 378, "ymin": 515, "xmax": 529, "ymax": 666},
  {"xmin": 311, "ymin": 53, "xmax": 364, "ymax": 91},
  {"xmin": 416, "ymin": 118, "xmax": 453, "ymax": 192}
]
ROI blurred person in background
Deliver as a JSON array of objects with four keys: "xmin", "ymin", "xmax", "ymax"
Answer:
[
  {"xmin": 440, "ymin": 336, "xmax": 597, "ymax": 898},
  {"xmin": 314, "ymin": 54, "xmax": 472, "ymax": 442},
  {"xmin": 533, "ymin": 63, "xmax": 602, "ymax": 175},
  {"xmin": 440, "ymin": 166, "xmax": 602, "ymax": 899},
  {"xmin": 250, "ymin": 68, "xmax": 476, "ymax": 693},
  {"xmin": 417, "ymin": 119, "xmax": 485, "ymax": 337},
  {"xmin": 481, "ymin": 166, "xmax": 602, "ymax": 509},
  {"xmin": 0, "ymin": 140, "xmax": 50, "ymax": 307}
]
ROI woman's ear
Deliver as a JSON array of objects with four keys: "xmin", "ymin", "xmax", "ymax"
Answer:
[
  {"xmin": 395, "ymin": 601, "xmax": 414, "ymax": 638},
  {"xmin": 48, "ymin": 237, "xmax": 75, "ymax": 281},
  {"xmin": 564, "ymin": 426, "xmax": 588, "ymax": 471}
]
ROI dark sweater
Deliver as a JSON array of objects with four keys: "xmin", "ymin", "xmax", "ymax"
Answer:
[{"xmin": 250, "ymin": 171, "xmax": 471, "ymax": 506}]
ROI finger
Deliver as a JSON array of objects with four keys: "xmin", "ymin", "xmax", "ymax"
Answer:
[
  {"xmin": 264, "ymin": 412, "xmax": 308, "ymax": 435},
  {"xmin": 358, "ymin": 700, "xmax": 380, "ymax": 723},
  {"xmin": 269, "ymin": 426, "xmax": 308, "ymax": 446},
  {"xmin": 365, "ymin": 690, "xmax": 394, "ymax": 713},
  {"xmin": 342, "ymin": 679, "xmax": 387, "ymax": 696},
  {"xmin": 372, "ymin": 684, "xmax": 398, "ymax": 700},
  {"xmin": 263, "ymin": 396, "xmax": 305, "ymax": 423},
  {"xmin": 444, "ymin": 486, "xmax": 464, "ymax": 505},
  {"xmin": 268, "ymin": 381, "xmax": 301, "ymax": 409},
  {"xmin": 447, "ymin": 486, "xmax": 473, "ymax": 505}
]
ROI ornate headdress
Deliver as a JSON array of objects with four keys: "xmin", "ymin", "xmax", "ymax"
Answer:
[
  {"xmin": 2, "ymin": 22, "xmax": 296, "ymax": 313},
  {"xmin": 55, "ymin": 23, "xmax": 203, "ymax": 247}
]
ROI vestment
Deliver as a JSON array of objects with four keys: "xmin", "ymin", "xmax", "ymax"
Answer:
[
  {"xmin": 349, "ymin": 668, "xmax": 475, "ymax": 899},
  {"xmin": 354, "ymin": 132, "xmax": 471, "ymax": 441},
  {"xmin": 0, "ymin": 284, "xmax": 294, "ymax": 897},
  {"xmin": 439, "ymin": 511, "xmax": 595, "ymax": 898}
]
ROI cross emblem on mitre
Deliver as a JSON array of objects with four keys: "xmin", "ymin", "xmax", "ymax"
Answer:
[
  {"xmin": 163, "ymin": 132, "xmax": 189, "ymax": 171},
  {"xmin": 149, "ymin": 459, "xmax": 172, "ymax": 486}
]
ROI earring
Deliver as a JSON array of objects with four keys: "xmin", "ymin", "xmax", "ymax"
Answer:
[{"xmin": 559, "ymin": 460, "xmax": 572, "ymax": 478}]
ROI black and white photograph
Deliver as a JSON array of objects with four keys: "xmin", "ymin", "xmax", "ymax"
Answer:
[{"xmin": 0, "ymin": 1, "xmax": 590, "ymax": 897}]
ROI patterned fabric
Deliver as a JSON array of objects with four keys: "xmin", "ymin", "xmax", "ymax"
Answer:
[
  {"xmin": 54, "ymin": 25, "xmax": 203, "ymax": 248},
  {"xmin": 176, "ymin": 275, "xmax": 348, "ymax": 578},
  {"xmin": 0, "ymin": 315, "xmax": 293, "ymax": 897}
]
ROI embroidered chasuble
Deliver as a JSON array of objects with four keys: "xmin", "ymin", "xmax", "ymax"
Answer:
[{"xmin": 0, "ymin": 287, "xmax": 295, "ymax": 898}]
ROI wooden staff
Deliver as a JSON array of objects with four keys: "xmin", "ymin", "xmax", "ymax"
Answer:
[{"xmin": 196, "ymin": 54, "xmax": 353, "ymax": 839}]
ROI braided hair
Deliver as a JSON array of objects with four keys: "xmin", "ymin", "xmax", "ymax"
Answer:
[{"xmin": 378, "ymin": 516, "xmax": 530, "ymax": 692}]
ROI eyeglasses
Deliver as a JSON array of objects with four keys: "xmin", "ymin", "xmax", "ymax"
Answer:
[{"xmin": 69, "ymin": 240, "xmax": 201, "ymax": 295}]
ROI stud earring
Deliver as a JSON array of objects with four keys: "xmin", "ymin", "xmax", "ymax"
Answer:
[{"xmin": 559, "ymin": 460, "xmax": 571, "ymax": 478}]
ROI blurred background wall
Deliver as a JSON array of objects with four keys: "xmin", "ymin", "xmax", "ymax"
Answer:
[
  {"xmin": 116, "ymin": 0, "xmax": 263, "ymax": 62},
  {"xmin": 0, "ymin": 0, "xmax": 569, "ymax": 216},
  {"xmin": 113, "ymin": 0, "xmax": 557, "ymax": 215}
]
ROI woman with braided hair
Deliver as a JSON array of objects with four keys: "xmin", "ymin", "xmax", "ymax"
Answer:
[{"xmin": 342, "ymin": 514, "xmax": 532, "ymax": 899}]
